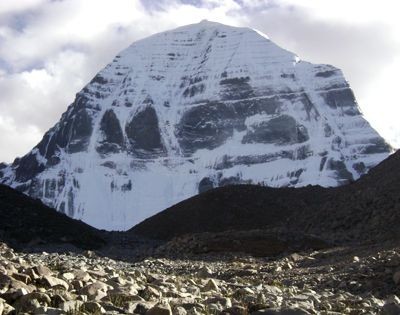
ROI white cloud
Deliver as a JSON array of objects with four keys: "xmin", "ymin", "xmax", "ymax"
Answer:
[
  {"xmin": 0, "ymin": 0, "xmax": 399, "ymax": 162},
  {"xmin": 0, "ymin": 0, "xmax": 46, "ymax": 15},
  {"xmin": 0, "ymin": 116, "xmax": 42, "ymax": 163}
]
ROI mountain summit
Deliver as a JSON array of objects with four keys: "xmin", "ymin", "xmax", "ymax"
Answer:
[{"xmin": 0, "ymin": 21, "xmax": 391, "ymax": 230}]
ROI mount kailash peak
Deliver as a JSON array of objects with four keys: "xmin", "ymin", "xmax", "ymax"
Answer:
[{"xmin": 0, "ymin": 21, "xmax": 392, "ymax": 230}]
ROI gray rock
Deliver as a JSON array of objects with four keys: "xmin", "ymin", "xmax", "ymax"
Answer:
[
  {"xmin": 146, "ymin": 303, "xmax": 172, "ymax": 315},
  {"xmin": 174, "ymin": 306, "xmax": 187, "ymax": 315},
  {"xmin": 72, "ymin": 270, "xmax": 91, "ymax": 282},
  {"xmin": 81, "ymin": 281, "xmax": 109, "ymax": 300},
  {"xmin": 176, "ymin": 102, "xmax": 237, "ymax": 154},
  {"xmin": 11, "ymin": 273, "xmax": 31, "ymax": 284},
  {"xmin": 32, "ymin": 266, "xmax": 53, "ymax": 278},
  {"xmin": 125, "ymin": 106, "xmax": 166, "ymax": 156},
  {"xmin": 242, "ymin": 115, "xmax": 309, "ymax": 145},
  {"xmin": 222, "ymin": 305, "xmax": 247, "ymax": 315},
  {"xmin": 381, "ymin": 303, "xmax": 400, "ymax": 315},
  {"xmin": 59, "ymin": 300, "xmax": 84, "ymax": 313},
  {"xmin": 61, "ymin": 272, "xmax": 75, "ymax": 281},
  {"xmin": 140, "ymin": 286, "xmax": 161, "ymax": 300},
  {"xmin": 34, "ymin": 306, "xmax": 64, "ymax": 315},
  {"xmin": 0, "ymin": 274, "xmax": 32, "ymax": 293},
  {"xmin": 0, "ymin": 287, "xmax": 28, "ymax": 304},
  {"xmin": 196, "ymin": 266, "xmax": 213, "ymax": 278},
  {"xmin": 203, "ymin": 279, "xmax": 219, "ymax": 292},
  {"xmin": 14, "ymin": 292, "xmax": 51, "ymax": 313},
  {"xmin": 264, "ymin": 285, "xmax": 282, "ymax": 295},
  {"xmin": 41, "ymin": 276, "xmax": 69, "ymax": 290},
  {"xmin": 1, "ymin": 302, "xmax": 14, "ymax": 315},
  {"xmin": 393, "ymin": 271, "xmax": 400, "ymax": 285},
  {"xmin": 251, "ymin": 308, "xmax": 310, "ymax": 315},
  {"xmin": 97, "ymin": 109, "xmax": 124, "ymax": 154},
  {"xmin": 83, "ymin": 301, "xmax": 106, "ymax": 313}
]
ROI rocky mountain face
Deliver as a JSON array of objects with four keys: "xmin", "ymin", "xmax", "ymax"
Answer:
[{"xmin": 0, "ymin": 20, "xmax": 391, "ymax": 230}]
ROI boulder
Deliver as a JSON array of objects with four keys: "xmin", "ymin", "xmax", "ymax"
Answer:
[
  {"xmin": 81, "ymin": 281, "xmax": 109, "ymax": 300},
  {"xmin": 60, "ymin": 300, "xmax": 84, "ymax": 313},
  {"xmin": 41, "ymin": 275, "xmax": 69, "ymax": 290},
  {"xmin": 251, "ymin": 308, "xmax": 310, "ymax": 315},
  {"xmin": 146, "ymin": 302, "xmax": 172, "ymax": 315}
]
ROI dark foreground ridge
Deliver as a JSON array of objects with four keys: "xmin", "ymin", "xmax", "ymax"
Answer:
[
  {"xmin": 131, "ymin": 184, "xmax": 329, "ymax": 240},
  {"xmin": 0, "ymin": 184, "xmax": 105, "ymax": 250},
  {"xmin": 131, "ymin": 150, "xmax": 400, "ymax": 245},
  {"xmin": 1, "ymin": 150, "xmax": 400, "ymax": 256}
]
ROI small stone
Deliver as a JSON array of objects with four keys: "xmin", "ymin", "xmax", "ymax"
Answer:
[
  {"xmin": 83, "ymin": 301, "xmax": 106, "ymax": 313},
  {"xmin": 34, "ymin": 306, "xmax": 65, "ymax": 315},
  {"xmin": 71, "ymin": 280, "xmax": 84, "ymax": 290},
  {"xmin": 146, "ymin": 302, "xmax": 172, "ymax": 315},
  {"xmin": 2, "ymin": 250, "xmax": 16, "ymax": 260},
  {"xmin": 282, "ymin": 262, "xmax": 294, "ymax": 270},
  {"xmin": 83, "ymin": 250, "xmax": 97, "ymax": 258},
  {"xmin": 2, "ymin": 301, "xmax": 15, "ymax": 315},
  {"xmin": 234, "ymin": 287, "xmax": 255, "ymax": 299},
  {"xmin": 223, "ymin": 305, "xmax": 247, "ymax": 315},
  {"xmin": 174, "ymin": 306, "xmax": 188, "ymax": 315},
  {"xmin": 60, "ymin": 300, "xmax": 84, "ymax": 313},
  {"xmin": 289, "ymin": 253, "xmax": 303, "ymax": 262},
  {"xmin": 393, "ymin": 271, "xmax": 400, "ymax": 285},
  {"xmin": 41, "ymin": 275, "xmax": 69, "ymax": 290},
  {"xmin": 61, "ymin": 272, "xmax": 75, "ymax": 281},
  {"xmin": 33, "ymin": 265, "xmax": 53, "ymax": 277},
  {"xmin": 81, "ymin": 281, "xmax": 109, "ymax": 300},
  {"xmin": 140, "ymin": 286, "xmax": 161, "ymax": 300},
  {"xmin": 251, "ymin": 308, "xmax": 310, "ymax": 315},
  {"xmin": 51, "ymin": 294, "xmax": 66, "ymax": 308},
  {"xmin": 11, "ymin": 273, "xmax": 31, "ymax": 284},
  {"xmin": 88, "ymin": 269, "xmax": 108, "ymax": 278},
  {"xmin": 197, "ymin": 266, "xmax": 213, "ymax": 278},
  {"xmin": 274, "ymin": 266, "xmax": 282, "ymax": 273},
  {"xmin": 206, "ymin": 297, "xmax": 232, "ymax": 308},
  {"xmin": 0, "ymin": 287, "xmax": 28, "ymax": 304},
  {"xmin": 3, "ymin": 264, "xmax": 17, "ymax": 275},
  {"xmin": 73, "ymin": 270, "xmax": 92, "ymax": 282},
  {"xmin": 77, "ymin": 295, "xmax": 88, "ymax": 302},
  {"xmin": 381, "ymin": 303, "xmax": 400, "ymax": 315},
  {"xmin": 14, "ymin": 292, "xmax": 51, "ymax": 313},
  {"xmin": 264, "ymin": 285, "xmax": 282, "ymax": 295},
  {"xmin": 134, "ymin": 301, "xmax": 158, "ymax": 314},
  {"xmin": 203, "ymin": 279, "xmax": 219, "ymax": 292},
  {"xmin": 0, "ymin": 266, "xmax": 7, "ymax": 275},
  {"xmin": 207, "ymin": 303, "xmax": 223, "ymax": 313}
]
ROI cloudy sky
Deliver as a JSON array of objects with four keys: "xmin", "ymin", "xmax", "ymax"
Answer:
[{"xmin": 0, "ymin": 0, "xmax": 399, "ymax": 162}]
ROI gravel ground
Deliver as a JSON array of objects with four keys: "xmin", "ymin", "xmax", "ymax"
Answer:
[{"xmin": 2, "ymin": 241, "xmax": 400, "ymax": 315}]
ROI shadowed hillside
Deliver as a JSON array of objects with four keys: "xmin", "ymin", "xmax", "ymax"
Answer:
[
  {"xmin": 0, "ymin": 184, "xmax": 106, "ymax": 250},
  {"xmin": 131, "ymin": 150, "xmax": 400, "ymax": 244}
]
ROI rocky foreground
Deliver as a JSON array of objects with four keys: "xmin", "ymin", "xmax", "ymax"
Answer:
[{"xmin": 2, "ymin": 241, "xmax": 400, "ymax": 315}]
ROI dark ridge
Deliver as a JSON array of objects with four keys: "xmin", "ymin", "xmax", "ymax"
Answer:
[
  {"xmin": 0, "ymin": 184, "xmax": 105, "ymax": 250},
  {"xmin": 130, "ymin": 184, "xmax": 331, "ymax": 240},
  {"xmin": 131, "ymin": 150, "xmax": 400, "ymax": 244}
]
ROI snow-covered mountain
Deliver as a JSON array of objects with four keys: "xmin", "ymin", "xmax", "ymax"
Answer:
[{"xmin": 0, "ymin": 20, "xmax": 391, "ymax": 230}]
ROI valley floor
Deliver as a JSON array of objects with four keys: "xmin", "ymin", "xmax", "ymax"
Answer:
[{"xmin": 1, "ymin": 241, "xmax": 400, "ymax": 315}]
